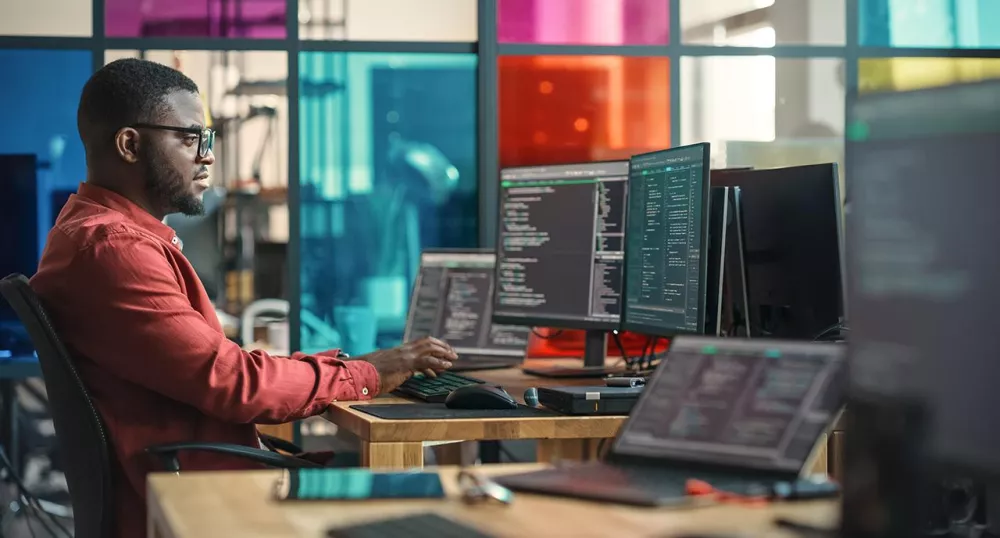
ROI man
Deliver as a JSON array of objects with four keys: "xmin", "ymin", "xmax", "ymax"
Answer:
[{"xmin": 31, "ymin": 58, "xmax": 458, "ymax": 538}]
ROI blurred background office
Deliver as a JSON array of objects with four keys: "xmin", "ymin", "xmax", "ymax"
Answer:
[{"xmin": 2, "ymin": 0, "xmax": 1000, "ymax": 533}]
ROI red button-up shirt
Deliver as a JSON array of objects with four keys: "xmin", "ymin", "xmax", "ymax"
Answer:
[{"xmin": 30, "ymin": 183, "xmax": 380, "ymax": 538}]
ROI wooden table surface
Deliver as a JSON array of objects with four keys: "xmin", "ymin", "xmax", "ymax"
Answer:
[
  {"xmin": 147, "ymin": 464, "xmax": 839, "ymax": 538},
  {"xmin": 324, "ymin": 358, "xmax": 629, "ymax": 468}
]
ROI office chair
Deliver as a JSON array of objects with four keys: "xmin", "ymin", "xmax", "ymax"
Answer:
[{"xmin": 0, "ymin": 274, "xmax": 320, "ymax": 538}]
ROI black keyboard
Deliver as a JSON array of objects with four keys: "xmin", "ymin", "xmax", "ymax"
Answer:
[
  {"xmin": 393, "ymin": 372, "xmax": 485, "ymax": 403},
  {"xmin": 328, "ymin": 513, "xmax": 495, "ymax": 538}
]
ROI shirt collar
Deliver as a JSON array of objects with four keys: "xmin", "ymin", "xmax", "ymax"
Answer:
[{"xmin": 77, "ymin": 182, "xmax": 181, "ymax": 247}]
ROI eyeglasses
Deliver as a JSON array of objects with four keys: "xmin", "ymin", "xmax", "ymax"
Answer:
[
  {"xmin": 457, "ymin": 469, "xmax": 514, "ymax": 505},
  {"xmin": 131, "ymin": 123, "xmax": 215, "ymax": 159}
]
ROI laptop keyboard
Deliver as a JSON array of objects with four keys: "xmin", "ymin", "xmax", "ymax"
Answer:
[{"xmin": 393, "ymin": 372, "xmax": 485, "ymax": 403}]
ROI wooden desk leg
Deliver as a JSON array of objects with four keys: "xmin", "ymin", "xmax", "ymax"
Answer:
[
  {"xmin": 361, "ymin": 441, "xmax": 424, "ymax": 469},
  {"xmin": 433, "ymin": 441, "xmax": 476, "ymax": 466},
  {"xmin": 809, "ymin": 433, "xmax": 829, "ymax": 476},
  {"xmin": 537, "ymin": 438, "xmax": 604, "ymax": 464}
]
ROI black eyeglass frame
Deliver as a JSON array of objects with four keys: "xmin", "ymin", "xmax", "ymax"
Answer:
[{"xmin": 131, "ymin": 123, "xmax": 216, "ymax": 158}]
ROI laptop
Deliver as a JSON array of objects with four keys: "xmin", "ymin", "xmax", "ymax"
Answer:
[
  {"xmin": 495, "ymin": 336, "xmax": 845, "ymax": 505},
  {"xmin": 404, "ymin": 249, "xmax": 531, "ymax": 372}
]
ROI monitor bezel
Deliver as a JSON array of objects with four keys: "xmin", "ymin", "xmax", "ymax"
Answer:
[
  {"xmin": 492, "ymin": 159, "xmax": 631, "ymax": 332},
  {"xmin": 620, "ymin": 142, "xmax": 713, "ymax": 337}
]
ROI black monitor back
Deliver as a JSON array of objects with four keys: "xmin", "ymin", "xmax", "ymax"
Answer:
[
  {"xmin": 0, "ymin": 154, "xmax": 39, "ymax": 325},
  {"xmin": 712, "ymin": 163, "xmax": 844, "ymax": 340}
]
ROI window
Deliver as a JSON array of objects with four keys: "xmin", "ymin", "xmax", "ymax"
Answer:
[
  {"xmin": 859, "ymin": 58, "xmax": 1000, "ymax": 94},
  {"xmin": 859, "ymin": 0, "xmax": 1000, "ymax": 48},
  {"xmin": 105, "ymin": 0, "xmax": 286, "ymax": 38},
  {"xmin": 498, "ymin": 55, "xmax": 670, "ymax": 167},
  {"xmin": 0, "ymin": 0, "xmax": 91, "ymax": 36},
  {"xmin": 498, "ymin": 0, "xmax": 669, "ymax": 45},
  {"xmin": 681, "ymin": 57, "xmax": 845, "ymax": 176},
  {"xmin": 298, "ymin": 52, "xmax": 478, "ymax": 354},
  {"xmin": 682, "ymin": 0, "xmax": 845, "ymax": 46},
  {"xmin": 0, "ymin": 49, "xmax": 90, "ymax": 251},
  {"xmin": 299, "ymin": 0, "xmax": 477, "ymax": 41}
]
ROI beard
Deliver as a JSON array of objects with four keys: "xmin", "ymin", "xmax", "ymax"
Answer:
[{"xmin": 142, "ymin": 144, "xmax": 204, "ymax": 217}]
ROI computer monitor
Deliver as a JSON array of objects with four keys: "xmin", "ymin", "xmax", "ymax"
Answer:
[
  {"xmin": 405, "ymin": 249, "xmax": 530, "ymax": 369},
  {"xmin": 613, "ymin": 336, "xmax": 845, "ymax": 474},
  {"xmin": 712, "ymin": 163, "xmax": 844, "ymax": 340},
  {"xmin": 622, "ymin": 143, "xmax": 713, "ymax": 337},
  {"xmin": 0, "ymin": 155, "xmax": 39, "ymax": 326},
  {"xmin": 494, "ymin": 160, "xmax": 630, "ymax": 370},
  {"xmin": 842, "ymin": 79, "xmax": 1000, "ymax": 538}
]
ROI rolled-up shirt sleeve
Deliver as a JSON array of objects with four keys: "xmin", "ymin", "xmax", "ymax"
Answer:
[{"xmin": 62, "ymin": 230, "xmax": 379, "ymax": 424}]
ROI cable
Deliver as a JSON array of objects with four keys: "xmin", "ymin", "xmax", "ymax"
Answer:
[
  {"xmin": 610, "ymin": 331, "xmax": 629, "ymax": 367},
  {"xmin": 0, "ymin": 445, "xmax": 71, "ymax": 538},
  {"xmin": 643, "ymin": 338, "xmax": 660, "ymax": 371},
  {"xmin": 597, "ymin": 438, "xmax": 610, "ymax": 458},
  {"xmin": 24, "ymin": 506, "xmax": 39, "ymax": 538},
  {"xmin": 813, "ymin": 322, "xmax": 849, "ymax": 341},
  {"xmin": 530, "ymin": 328, "xmax": 563, "ymax": 339}
]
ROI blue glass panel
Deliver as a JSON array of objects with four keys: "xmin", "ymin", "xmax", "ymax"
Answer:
[
  {"xmin": 860, "ymin": 0, "xmax": 1000, "ymax": 48},
  {"xmin": 0, "ymin": 50, "xmax": 90, "ymax": 332},
  {"xmin": 299, "ymin": 52, "xmax": 478, "ymax": 355}
]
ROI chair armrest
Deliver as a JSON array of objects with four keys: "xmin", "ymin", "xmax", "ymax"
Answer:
[
  {"xmin": 145, "ymin": 442, "xmax": 322, "ymax": 472},
  {"xmin": 259, "ymin": 432, "xmax": 303, "ymax": 454}
]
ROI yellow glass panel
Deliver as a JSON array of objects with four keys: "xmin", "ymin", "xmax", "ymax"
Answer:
[{"xmin": 860, "ymin": 58, "xmax": 1000, "ymax": 94}]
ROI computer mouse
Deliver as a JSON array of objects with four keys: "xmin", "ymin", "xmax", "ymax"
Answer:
[{"xmin": 444, "ymin": 384, "xmax": 518, "ymax": 410}]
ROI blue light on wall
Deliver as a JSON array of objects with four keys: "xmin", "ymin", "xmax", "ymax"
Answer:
[{"xmin": 0, "ymin": 49, "xmax": 90, "ymax": 262}]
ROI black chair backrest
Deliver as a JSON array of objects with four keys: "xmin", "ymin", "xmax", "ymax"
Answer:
[{"xmin": 0, "ymin": 274, "xmax": 113, "ymax": 538}]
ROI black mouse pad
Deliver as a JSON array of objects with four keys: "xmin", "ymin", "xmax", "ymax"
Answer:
[{"xmin": 349, "ymin": 403, "xmax": 559, "ymax": 420}]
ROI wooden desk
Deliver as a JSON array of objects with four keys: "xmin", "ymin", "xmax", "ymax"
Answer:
[
  {"xmin": 147, "ymin": 465, "xmax": 839, "ymax": 538},
  {"xmin": 324, "ymin": 359, "xmax": 627, "ymax": 468}
]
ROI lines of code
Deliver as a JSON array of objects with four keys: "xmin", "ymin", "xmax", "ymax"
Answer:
[
  {"xmin": 617, "ymin": 341, "xmax": 844, "ymax": 472},
  {"xmin": 408, "ymin": 255, "xmax": 529, "ymax": 355},
  {"xmin": 624, "ymin": 145, "xmax": 709, "ymax": 334},
  {"xmin": 495, "ymin": 162, "xmax": 629, "ymax": 325}
]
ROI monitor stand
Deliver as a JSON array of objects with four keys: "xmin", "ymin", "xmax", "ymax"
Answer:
[{"xmin": 522, "ymin": 330, "xmax": 624, "ymax": 379}]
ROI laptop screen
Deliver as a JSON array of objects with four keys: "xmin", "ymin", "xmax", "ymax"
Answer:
[
  {"xmin": 613, "ymin": 337, "xmax": 845, "ymax": 473},
  {"xmin": 404, "ymin": 251, "xmax": 530, "ymax": 357}
]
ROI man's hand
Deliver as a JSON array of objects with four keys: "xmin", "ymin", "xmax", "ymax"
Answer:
[{"xmin": 357, "ymin": 337, "xmax": 459, "ymax": 394}]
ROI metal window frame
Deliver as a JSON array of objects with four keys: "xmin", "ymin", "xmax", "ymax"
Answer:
[{"xmin": 1, "ymin": 0, "xmax": 1000, "ymax": 359}]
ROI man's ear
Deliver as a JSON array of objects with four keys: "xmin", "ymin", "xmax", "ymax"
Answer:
[{"xmin": 115, "ymin": 127, "xmax": 140, "ymax": 164}]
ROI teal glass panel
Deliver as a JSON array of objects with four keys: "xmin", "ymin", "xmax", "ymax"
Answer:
[
  {"xmin": 860, "ymin": 0, "xmax": 1000, "ymax": 48},
  {"xmin": 299, "ymin": 52, "xmax": 478, "ymax": 355}
]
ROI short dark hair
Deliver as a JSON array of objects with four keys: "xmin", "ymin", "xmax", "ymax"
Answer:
[{"xmin": 77, "ymin": 58, "xmax": 199, "ymax": 156}]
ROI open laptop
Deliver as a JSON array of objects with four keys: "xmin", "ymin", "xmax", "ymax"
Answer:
[
  {"xmin": 495, "ymin": 336, "xmax": 845, "ymax": 505},
  {"xmin": 404, "ymin": 249, "xmax": 531, "ymax": 372}
]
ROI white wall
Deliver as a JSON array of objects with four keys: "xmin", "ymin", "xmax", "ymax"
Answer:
[
  {"xmin": 299, "ymin": 0, "xmax": 477, "ymax": 41},
  {"xmin": 0, "ymin": 0, "xmax": 91, "ymax": 36}
]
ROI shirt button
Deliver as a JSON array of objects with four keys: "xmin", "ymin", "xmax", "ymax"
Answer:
[
  {"xmin": 171, "ymin": 237, "xmax": 179, "ymax": 245},
  {"xmin": 361, "ymin": 387, "xmax": 369, "ymax": 396}
]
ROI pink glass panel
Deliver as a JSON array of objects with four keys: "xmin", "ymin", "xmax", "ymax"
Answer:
[
  {"xmin": 498, "ymin": 0, "xmax": 669, "ymax": 45},
  {"xmin": 105, "ymin": 0, "xmax": 286, "ymax": 38}
]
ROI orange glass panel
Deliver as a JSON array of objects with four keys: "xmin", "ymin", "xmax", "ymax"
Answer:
[
  {"xmin": 499, "ymin": 55, "xmax": 670, "ymax": 360},
  {"xmin": 499, "ymin": 55, "xmax": 670, "ymax": 167}
]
